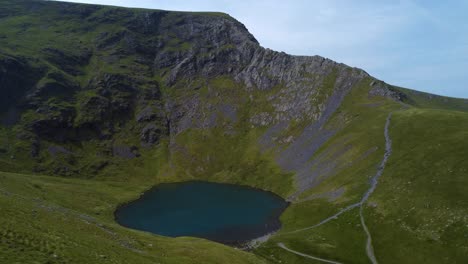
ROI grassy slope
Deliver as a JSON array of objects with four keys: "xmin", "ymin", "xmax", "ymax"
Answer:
[
  {"xmin": 365, "ymin": 108, "xmax": 468, "ymax": 263},
  {"xmin": 256, "ymin": 82, "xmax": 468, "ymax": 263},
  {"xmin": 255, "ymin": 78, "xmax": 400, "ymax": 263},
  {"xmin": 2, "ymin": 74, "xmax": 467, "ymax": 264},
  {"xmin": 0, "ymin": 1, "xmax": 467, "ymax": 263},
  {"xmin": 0, "ymin": 1, "xmax": 141, "ymax": 175},
  {"xmin": 164, "ymin": 76, "xmax": 295, "ymax": 196},
  {"xmin": 0, "ymin": 171, "xmax": 266, "ymax": 264},
  {"xmin": 0, "ymin": 0, "xmax": 237, "ymax": 177},
  {"xmin": 396, "ymin": 86, "xmax": 468, "ymax": 112},
  {"xmin": 0, "ymin": 2, "xmax": 293, "ymax": 261}
]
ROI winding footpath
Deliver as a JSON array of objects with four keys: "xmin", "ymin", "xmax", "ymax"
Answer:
[
  {"xmin": 359, "ymin": 113, "xmax": 393, "ymax": 264},
  {"xmin": 284, "ymin": 202, "xmax": 361, "ymax": 234},
  {"xmin": 278, "ymin": 113, "xmax": 394, "ymax": 264},
  {"xmin": 277, "ymin": 243, "xmax": 343, "ymax": 264}
]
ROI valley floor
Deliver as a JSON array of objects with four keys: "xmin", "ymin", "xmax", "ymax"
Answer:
[
  {"xmin": 2, "ymin": 106, "xmax": 467, "ymax": 264},
  {"xmin": 255, "ymin": 107, "xmax": 468, "ymax": 264}
]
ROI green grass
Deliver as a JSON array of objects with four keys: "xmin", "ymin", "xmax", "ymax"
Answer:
[
  {"xmin": 3, "ymin": 69, "xmax": 467, "ymax": 263},
  {"xmin": 258, "ymin": 209, "xmax": 370, "ymax": 264},
  {"xmin": 364, "ymin": 108, "xmax": 468, "ymax": 263},
  {"xmin": 249, "ymin": 78, "xmax": 399, "ymax": 263},
  {"xmin": 0, "ymin": 171, "xmax": 267, "ymax": 264},
  {"xmin": 172, "ymin": 127, "xmax": 294, "ymax": 196},
  {"xmin": 160, "ymin": 76, "xmax": 295, "ymax": 196},
  {"xmin": 1, "ymin": 1, "xmax": 468, "ymax": 263},
  {"xmin": 257, "ymin": 104, "xmax": 468, "ymax": 263},
  {"xmin": 396, "ymin": 86, "xmax": 468, "ymax": 112}
]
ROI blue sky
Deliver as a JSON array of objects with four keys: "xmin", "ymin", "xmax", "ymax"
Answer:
[{"xmin": 57, "ymin": 0, "xmax": 468, "ymax": 98}]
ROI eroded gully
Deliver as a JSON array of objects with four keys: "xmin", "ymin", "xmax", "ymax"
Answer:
[{"xmin": 278, "ymin": 113, "xmax": 393, "ymax": 264}]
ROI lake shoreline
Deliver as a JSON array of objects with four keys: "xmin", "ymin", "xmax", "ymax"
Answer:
[{"xmin": 114, "ymin": 180, "xmax": 290, "ymax": 248}]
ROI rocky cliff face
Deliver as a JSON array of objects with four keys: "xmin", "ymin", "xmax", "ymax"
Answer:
[
  {"xmin": 0, "ymin": 0, "xmax": 397, "ymax": 183},
  {"xmin": 2, "ymin": 3, "xmax": 468, "ymax": 264}
]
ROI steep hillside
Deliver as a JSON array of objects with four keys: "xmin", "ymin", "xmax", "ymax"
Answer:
[{"xmin": 0, "ymin": 1, "xmax": 467, "ymax": 263}]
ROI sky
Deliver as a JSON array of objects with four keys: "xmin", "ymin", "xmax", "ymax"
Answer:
[{"xmin": 56, "ymin": 0, "xmax": 468, "ymax": 98}]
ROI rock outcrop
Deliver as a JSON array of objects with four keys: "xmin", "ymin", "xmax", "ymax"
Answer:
[{"xmin": 0, "ymin": 0, "xmax": 399, "ymax": 177}]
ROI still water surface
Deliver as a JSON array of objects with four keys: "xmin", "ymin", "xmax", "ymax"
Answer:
[{"xmin": 115, "ymin": 181, "xmax": 288, "ymax": 245}]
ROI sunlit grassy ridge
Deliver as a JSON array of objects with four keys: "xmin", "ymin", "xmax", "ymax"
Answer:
[
  {"xmin": 0, "ymin": 172, "xmax": 266, "ymax": 264},
  {"xmin": 365, "ymin": 108, "xmax": 468, "ymax": 263},
  {"xmin": 255, "ymin": 95, "xmax": 468, "ymax": 263},
  {"xmin": 0, "ymin": 1, "xmax": 467, "ymax": 263}
]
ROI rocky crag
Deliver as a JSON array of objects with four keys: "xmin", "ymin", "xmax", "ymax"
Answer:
[
  {"xmin": 0, "ymin": 0, "xmax": 403, "ymax": 185},
  {"xmin": 1, "ymin": 1, "xmax": 468, "ymax": 264}
]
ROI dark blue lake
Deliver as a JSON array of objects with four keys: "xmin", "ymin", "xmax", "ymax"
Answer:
[{"xmin": 115, "ymin": 181, "xmax": 288, "ymax": 245}]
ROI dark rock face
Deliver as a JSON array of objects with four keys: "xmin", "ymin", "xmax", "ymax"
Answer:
[
  {"xmin": 30, "ymin": 138, "xmax": 40, "ymax": 158},
  {"xmin": 152, "ymin": 13, "xmax": 259, "ymax": 86},
  {"xmin": 136, "ymin": 106, "xmax": 158, "ymax": 122},
  {"xmin": 141, "ymin": 123, "xmax": 162, "ymax": 146},
  {"xmin": 47, "ymin": 145, "xmax": 73, "ymax": 157},
  {"xmin": 79, "ymin": 95, "xmax": 110, "ymax": 122},
  {"xmin": 0, "ymin": 1, "xmax": 401, "ymax": 177},
  {"xmin": 112, "ymin": 145, "xmax": 140, "ymax": 159},
  {"xmin": 28, "ymin": 71, "xmax": 80, "ymax": 101},
  {"xmin": 0, "ymin": 54, "xmax": 43, "ymax": 123},
  {"xmin": 369, "ymin": 80, "xmax": 407, "ymax": 101},
  {"xmin": 28, "ymin": 103, "xmax": 76, "ymax": 141},
  {"xmin": 139, "ymin": 12, "xmax": 370, "ymax": 138},
  {"xmin": 42, "ymin": 47, "xmax": 92, "ymax": 76}
]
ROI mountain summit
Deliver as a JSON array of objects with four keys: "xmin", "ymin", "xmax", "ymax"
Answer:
[{"xmin": 0, "ymin": 1, "xmax": 467, "ymax": 263}]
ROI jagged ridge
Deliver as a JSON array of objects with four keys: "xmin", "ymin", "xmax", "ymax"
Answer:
[{"xmin": 1, "ymin": 1, "xmax": 467, "ymax": 264}]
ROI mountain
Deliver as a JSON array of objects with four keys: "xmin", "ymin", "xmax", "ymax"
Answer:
[{"xmin": 0, "ymin": 1, "xmax": 467, "ymax": 263}]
